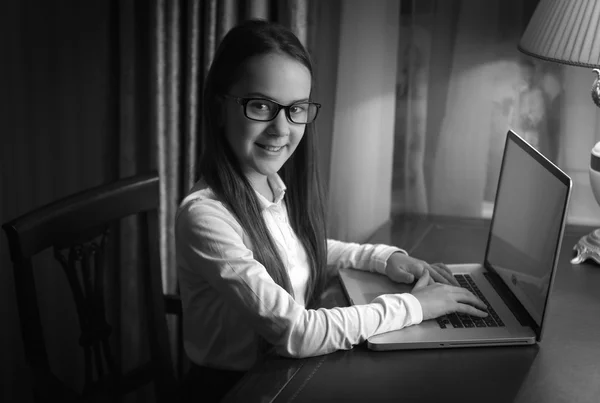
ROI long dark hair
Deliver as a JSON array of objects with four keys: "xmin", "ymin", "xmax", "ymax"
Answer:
[{"xmin": 200, "ymin": 19, "xmax": 327, "ymax": 308}]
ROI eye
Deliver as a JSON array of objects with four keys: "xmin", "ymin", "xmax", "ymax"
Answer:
[
  {"xmin": 248, "ymin": 100, "xmax": 273, "ymax": 112},
  {"xmin": 290, "ymin": 104, "xmax": 308, "ymax": 114}
]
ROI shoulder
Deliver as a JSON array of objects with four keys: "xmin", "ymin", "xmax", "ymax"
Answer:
[{"xmin": 175, "ymin": 180, "xmax": 242, "ymax": 235}]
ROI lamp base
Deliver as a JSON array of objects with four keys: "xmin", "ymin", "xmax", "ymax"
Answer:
[{"xmin": 571, "ymin": 228, "xmax": 600, "ymax": 265}]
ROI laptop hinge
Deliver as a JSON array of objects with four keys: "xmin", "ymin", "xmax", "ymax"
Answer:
[{"xmin": 483, "ymin": 270, "xmax": 537, "ymax": 329}]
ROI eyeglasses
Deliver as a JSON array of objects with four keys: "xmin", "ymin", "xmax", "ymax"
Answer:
[{"xmin": 223, "ymin": 95, "xmax": 321, "ymax": 124}]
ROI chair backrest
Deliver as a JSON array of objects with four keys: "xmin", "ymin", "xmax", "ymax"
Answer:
[{"xmin": 2, "ymin": 172, "xmax": 181, "ymax": 402}]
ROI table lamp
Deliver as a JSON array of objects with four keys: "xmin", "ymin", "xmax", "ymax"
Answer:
[{"xmin": 518, "ymin": 0, "xmax": 600, "ymax": 265}]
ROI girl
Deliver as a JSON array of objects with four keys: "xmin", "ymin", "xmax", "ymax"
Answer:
[{"xmin": 175, "ymin": 19, "xmax": 487, "ymax": 401}]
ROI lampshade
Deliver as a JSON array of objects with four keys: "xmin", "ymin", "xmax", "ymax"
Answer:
[{"xmin": 518, "ymin": 0, "xmax": 600, "ymax": 68}]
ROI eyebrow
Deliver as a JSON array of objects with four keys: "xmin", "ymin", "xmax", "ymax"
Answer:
[{"xmin": 244, "ymin": 92, "xmax": 310, "ymax": 104}]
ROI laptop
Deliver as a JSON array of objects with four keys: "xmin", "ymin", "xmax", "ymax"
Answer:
[{"xmin": 339, "ymin": 129, "xmax": 572, "ymax": 350}]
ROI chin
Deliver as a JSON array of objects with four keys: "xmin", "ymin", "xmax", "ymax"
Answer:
[
  {"xmin": 247, "ymin": 163, "xmax": 278, "ymax": 178},
  {"xmin": 254, "ymin": 160, "xmax": 286, "ymax": 175}
]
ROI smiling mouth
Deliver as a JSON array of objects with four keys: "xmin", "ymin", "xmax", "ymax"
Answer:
[{"xmin": 256, "ymin": 143, "xmax": 285, "ymax": 152}]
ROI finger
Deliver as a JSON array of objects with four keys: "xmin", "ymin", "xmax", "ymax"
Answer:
[
  {"xmin": 389, "ymin": 269, "xmax": 414, "ymax": 284},
  {"xmin": 427, "ymin": 273, "xmax": 435, "ymax": 286},
  {"xmin": 436, "ymin": 263, "xmax": 459, "ymax": 285},
  {"xmin": 455, "ymin": 288, "xmax": 488, "ymax": 311},
  {"xmin": 411, "ymin": 270, "xmax": 430, "ymax": 291},
  {"xmin": 431, "ymin": 263, "xmax": 458, "ymax": 286},
  {"xmin": 455, "ymin": 303, "xmax": 488, "ymax": 318},
  {"xmin": 426, "ymin": 265, "xmax": 450, "ymax": 285}
]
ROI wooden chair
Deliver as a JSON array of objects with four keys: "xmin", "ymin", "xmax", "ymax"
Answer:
[{"xmin": 2, "ymin": 172, "xmax": 184, "ymax": 402}]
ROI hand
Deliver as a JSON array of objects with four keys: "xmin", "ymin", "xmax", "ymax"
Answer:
[
  {"xmin": 385, "ymin": 253, "xmax": 459, "ymax": 286},
  {"xmin": 410, "ymin": 271, "xmax": 488, "ymax": 321}
]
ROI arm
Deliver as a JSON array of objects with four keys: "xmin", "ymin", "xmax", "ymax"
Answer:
[
  {"xmin": 176, "ymin": 202, "xmax": 423, "ymax": 359},
  {"xmin": 326, "ymin": 238, "xmax": 406, "ymax": 275},
  {"xmin": 327, "ymin": 239, "xmax": 458, "ymax": 286}
]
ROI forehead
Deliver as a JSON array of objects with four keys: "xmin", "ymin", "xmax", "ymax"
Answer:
[{"xmin": 232, "ymin": 53, "xmax": 312, "ymax": 103}]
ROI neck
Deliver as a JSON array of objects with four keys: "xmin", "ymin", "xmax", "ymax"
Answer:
[{"xmin": 247, "ymin": 173, "xmax": 273, "ymax": 202}]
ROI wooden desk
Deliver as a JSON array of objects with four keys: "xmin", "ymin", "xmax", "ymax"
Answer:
[{"xmin": 222, "ymin": 214, "xmax": 600, "ymax": 403}]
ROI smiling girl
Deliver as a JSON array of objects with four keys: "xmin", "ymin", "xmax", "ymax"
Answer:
[{"xmin": 175, "ymin": 19, "xmax": 487, "ymax": 401}]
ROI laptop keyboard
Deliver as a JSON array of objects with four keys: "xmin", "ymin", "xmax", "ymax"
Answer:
[{"xmin": 436, "ymin": 274, "xmax": 505, "ymax": 329}]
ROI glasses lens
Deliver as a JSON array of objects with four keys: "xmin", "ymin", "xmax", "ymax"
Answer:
[
  {"xmin": 245, "ymin": 99, "xmax": 277, "ymax": 121},
  {"xmin": 289, "ymin": 103, "xmax": 318, "ymax": 124}
]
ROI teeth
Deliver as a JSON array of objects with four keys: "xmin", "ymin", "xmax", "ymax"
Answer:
[
  {"xmin": 260, "ymin": 145, "xmax": 283, "ymax": 152},
  {"xmin": 265, "ymin": 146, "xmax": 282, "ymax": 151}
]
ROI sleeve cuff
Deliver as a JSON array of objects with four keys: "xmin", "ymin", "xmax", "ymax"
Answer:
[
  {"xmin": 372, "ymin": 246, "xmax": 408, "ymax": 275},
  {"xmin": 401, "ymin": 293, "xmax": 423, "ymax": 325}
]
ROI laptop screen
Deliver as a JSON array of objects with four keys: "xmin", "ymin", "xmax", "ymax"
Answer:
[{"xmin": 486, "ymin": 131, "xmax": 571, "ymax": 327}]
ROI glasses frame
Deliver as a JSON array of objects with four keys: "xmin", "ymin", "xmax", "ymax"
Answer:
[{"xmin": 223, "ymin": 94, "xmax": 321, "ymax": 124}]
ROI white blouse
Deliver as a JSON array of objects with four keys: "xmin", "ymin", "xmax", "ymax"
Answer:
[{"xmin": 175, "ymin": 175, "xmax": 423, "ymax": 371}]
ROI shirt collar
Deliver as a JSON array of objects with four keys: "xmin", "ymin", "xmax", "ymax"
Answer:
[{"xmin": 254, "ymin": 174, "xmax": 287, "ymax": 210}]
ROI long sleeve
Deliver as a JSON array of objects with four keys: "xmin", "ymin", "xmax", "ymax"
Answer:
[
  {"xmin": 327, "ymin": 239, "xmax": 408, "ymax": 275},
  {"xmin": 176, "ymin": 199, "xmax": 423, "ymax": 362}
]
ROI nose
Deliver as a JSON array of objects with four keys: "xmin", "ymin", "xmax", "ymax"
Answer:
[{"xmin": 268, "ymin": 108, "xmax": 291, "ymax": 136}]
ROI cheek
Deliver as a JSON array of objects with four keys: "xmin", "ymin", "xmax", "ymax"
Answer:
[
  {"xmin": 291, "ymin": 127, "xmax": 306, "ymax": 147},
  {"xmin": 224, "ymin": 115, "xmax": 265, "ymax": 152}
]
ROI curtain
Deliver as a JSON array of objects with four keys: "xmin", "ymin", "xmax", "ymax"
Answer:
[{"xmin": 393, "ymin": 0, "xmax": 600, "ymax": 225}]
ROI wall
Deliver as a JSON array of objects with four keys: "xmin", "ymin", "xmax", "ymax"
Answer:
[{"xmin": 327, "ymin": 0, "xmax": 400, "ymax": 242}]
